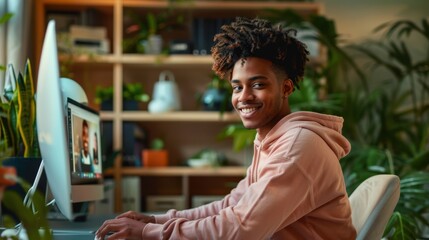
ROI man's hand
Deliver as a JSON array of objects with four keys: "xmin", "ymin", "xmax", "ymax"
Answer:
[
  {"xmin": 116, "ymin": 211, "xmax": 156, "ymax": 223},
  {"xmin": 95, "ymin": 217, "xmax": 146, "ymax": 240}
]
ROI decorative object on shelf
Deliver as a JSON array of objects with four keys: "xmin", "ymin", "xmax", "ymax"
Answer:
[
  {"xmin": 142, "ymin": 138, "xmax": 168, "ymax": 167},
  {"xmin": 68, "ymin": 25, "xmax": 110, "ymax": 54},
  {"xmin": 186, "ymin": 149, "xmax": 227, "ymax": 168},
  {"xmin": 148, "ymin": 70, "xmax": 181, "ymax": 113},
  {"xmin": 169, "ymin": 40, "xmax": 194, "ymax": 54},
  {"xmin": 95, "ymin": 82, "xmax": 150, "ymax": 111},
  {"xmin": 201, "ymin": 74, "xmax": 233, "ymax": 112}
]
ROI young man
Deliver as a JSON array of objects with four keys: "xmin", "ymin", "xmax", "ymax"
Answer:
[
  {"xmin": 79, "ymin": 120, "xmax": 93, "ymax": 172},
  {"xmin": 96, "ymin": 17, "xmax": 356, "ymax": 240}
]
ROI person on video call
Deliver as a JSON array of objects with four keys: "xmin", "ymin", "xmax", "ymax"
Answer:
[
  {"xmin": 96, "ymin": 17, "xmax": 356, "ymax": 239},
  {"xmin": 79, "ymin": 119, "xmax": 93, "ymax": 172},
  {"xmin": 93, "ymin": 132, "xmax": 99, "ymax": 165}
]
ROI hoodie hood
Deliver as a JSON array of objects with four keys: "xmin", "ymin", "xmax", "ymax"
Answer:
[{"xmin": 255, "ymin": 111, "xmax": 351, "ymax": 159}]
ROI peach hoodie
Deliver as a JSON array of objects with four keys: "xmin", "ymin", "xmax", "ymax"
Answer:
[{"xmin": 143, "ymin": 111, "xmax": 357, "ymax": 239}]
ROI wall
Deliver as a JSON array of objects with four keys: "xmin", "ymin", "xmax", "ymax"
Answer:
[{"xmin": 315, "ymin": 0, "xmax": 429, "ymax": 42}]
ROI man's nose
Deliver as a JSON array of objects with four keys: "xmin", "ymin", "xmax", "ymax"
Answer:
[{"xmin": 238, "ymin": 87, "xmax": 255, "ymax": 102}]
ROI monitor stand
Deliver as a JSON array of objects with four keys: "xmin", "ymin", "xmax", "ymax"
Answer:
[
  {"xmin": 46, "ymin": 201, "xmax": 89, "ymax": 222},
  {"xmin": 20, "ymin": 160, "xmax": 89, "ymax": 222},
  {"xmin": 7, "ymin": 161, "xmax": 111, "ymax": 239}
]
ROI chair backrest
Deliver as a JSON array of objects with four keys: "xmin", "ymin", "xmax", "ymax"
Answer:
[{"xmin": 349, "ymin": 174, "xmax": 400, "ymax": 240}]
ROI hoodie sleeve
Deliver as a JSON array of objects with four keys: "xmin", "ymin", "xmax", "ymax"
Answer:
[
  {"xmin": 144, "ymin": 160, "xmax": 315, "ymax": 239},
  {"xmin": 153, "ymin": 175, "xmax": 249, "ymax": 224}
]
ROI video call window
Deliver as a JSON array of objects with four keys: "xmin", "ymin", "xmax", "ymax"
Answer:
[{"xmin": 67, "ymin": 98, "xmax": 102, "ymax": 183}]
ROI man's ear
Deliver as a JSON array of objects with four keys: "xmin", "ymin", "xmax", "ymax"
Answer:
[{"xmin": 283, "ymin": 79, "xmax": 294, "ymax": 97}]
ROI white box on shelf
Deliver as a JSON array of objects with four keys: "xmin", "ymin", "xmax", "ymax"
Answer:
[
  {"xmin": 70, "ymin": 25, "xmax": 107, "ymax": 40},
  {"xmin": 122, "ymin": 177, "xmax": 141, "ymax": 212},
  {"xmin": 92, "ymin": 178, "xmax": 115, "ymax": 214},
  {"xmin": 192, "ymin": 195, "xmax": 224, "ymax": 208},
  {"xmin": 147, "ymin": 196, "xmax": 185, "ymax": 212}
]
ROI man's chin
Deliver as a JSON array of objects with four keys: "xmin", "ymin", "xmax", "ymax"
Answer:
[{"xmin": 241, "ymin": 121, "xmax": 258, "ymax": 130}]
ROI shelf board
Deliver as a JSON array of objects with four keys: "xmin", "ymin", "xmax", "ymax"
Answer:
[
  {"xmin": 60, "ymin": 54, "xmax": 324, "ymax": 67},
  {"xmin": 59, "ymin": 54, "xmax": 118, "ymax": 64},
  {"xmin": 100, "ymin": 111, "xmax": 240, "ymax": 122},
  {"xmin": 121, "ymin": 54, "xmax": 213, "ymax": 65},
  {"xmin": 104, "ymin": 166, "xmax": 247, "ymax": 177},
  {"xmin": 123, "ymin": 1, "xmax": 321, "ymax": 13},
  {"xmin": 40, "ymin": 0, "xmax": 115, "ymax": 6},
  {"xmin": 59, "ymin": 54, "xmax": 213, "ymax": 65}
]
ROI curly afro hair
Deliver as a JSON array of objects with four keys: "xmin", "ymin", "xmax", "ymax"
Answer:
[{"xmin": 211, "ymin": 17, "xmax": 309, "ymax": 89}]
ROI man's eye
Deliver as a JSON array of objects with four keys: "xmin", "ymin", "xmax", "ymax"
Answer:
[
  {"xmin": 232, "ymin": 85, "xmax": 242, "ymax": 92},
  {"xmin": 253, "ymin": 83, "xmax": 263, "ymax": 88}
]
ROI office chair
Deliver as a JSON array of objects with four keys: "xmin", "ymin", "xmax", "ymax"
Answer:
[{"xmin": 349, "ymin": 174, "xmax": 400, "ymax": 240}]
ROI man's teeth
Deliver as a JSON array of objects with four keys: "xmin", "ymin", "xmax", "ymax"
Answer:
[{"xmin": 241, "ymin": 108, "xmax": 256, "ymax": 113}]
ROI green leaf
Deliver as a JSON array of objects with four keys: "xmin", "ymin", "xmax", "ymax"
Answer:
[{"xmin": 0, "ymin": 12, "xmax": 13, "ymax": 25}]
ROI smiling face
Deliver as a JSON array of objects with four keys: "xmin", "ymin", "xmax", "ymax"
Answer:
[{"xmin": 230, "ymin": 57, "xmax": 294, "ymax": 138}]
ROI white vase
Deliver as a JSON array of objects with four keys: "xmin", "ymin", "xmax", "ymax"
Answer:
[{"xmin": 148, "ymin": 71, "xmax": 181, "ymax": 113}]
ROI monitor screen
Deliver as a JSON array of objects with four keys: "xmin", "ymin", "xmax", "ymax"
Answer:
[{"xmin": 67, "ymin": 98, "xmax": 103, "ymax": 184}]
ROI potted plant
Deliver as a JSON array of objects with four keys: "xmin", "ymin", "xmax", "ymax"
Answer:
[
  {"xmin": 142, "ymin": 138, "xmax": 168, "ymax": 167},
  {"xmin": 95, "ymin": 82, "xmax": 150, "ymax": 111},
  {"xmin": 0, "ymin": 60, "xmax": 51, "ymax": 239},
  {"xmin": 122, "ymin": 10, "xmax": 186, "ymax": 54}
]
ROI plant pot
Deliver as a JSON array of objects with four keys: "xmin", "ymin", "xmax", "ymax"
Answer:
[
  {"xmin": 142, "ymin": 150, "xmax": 168, "ymax": 167},
  {"xmin": 145, "ymin": 35, "xmax": 163, "ymax": 55},
  {"xmin": 1, "ymin": 157, "xmax": 46, "ymax": 218},
  {"xmin": 101, "ymin": 100, "xmax": 140, "ymax": 111},
  {"xmin": 101, "ymin": 100, "xmax": 113, "ymax": 111}
]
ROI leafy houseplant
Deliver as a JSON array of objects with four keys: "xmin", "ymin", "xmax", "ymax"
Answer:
[
  {"xmin": 95, "ymin": 82, "xmax": 150, "ymax": 111},
  {"xmin": 0, "ymin": 60, "xmax": 39, "ymax": 158},
  {"xmin": 340, "ymin": 18, "xmax": 429, "ymax": 239}
]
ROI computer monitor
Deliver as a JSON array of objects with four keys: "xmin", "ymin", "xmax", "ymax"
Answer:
[{"xmin": 36, "ymin": 20, "xmax": 104, "ymax": 221}]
